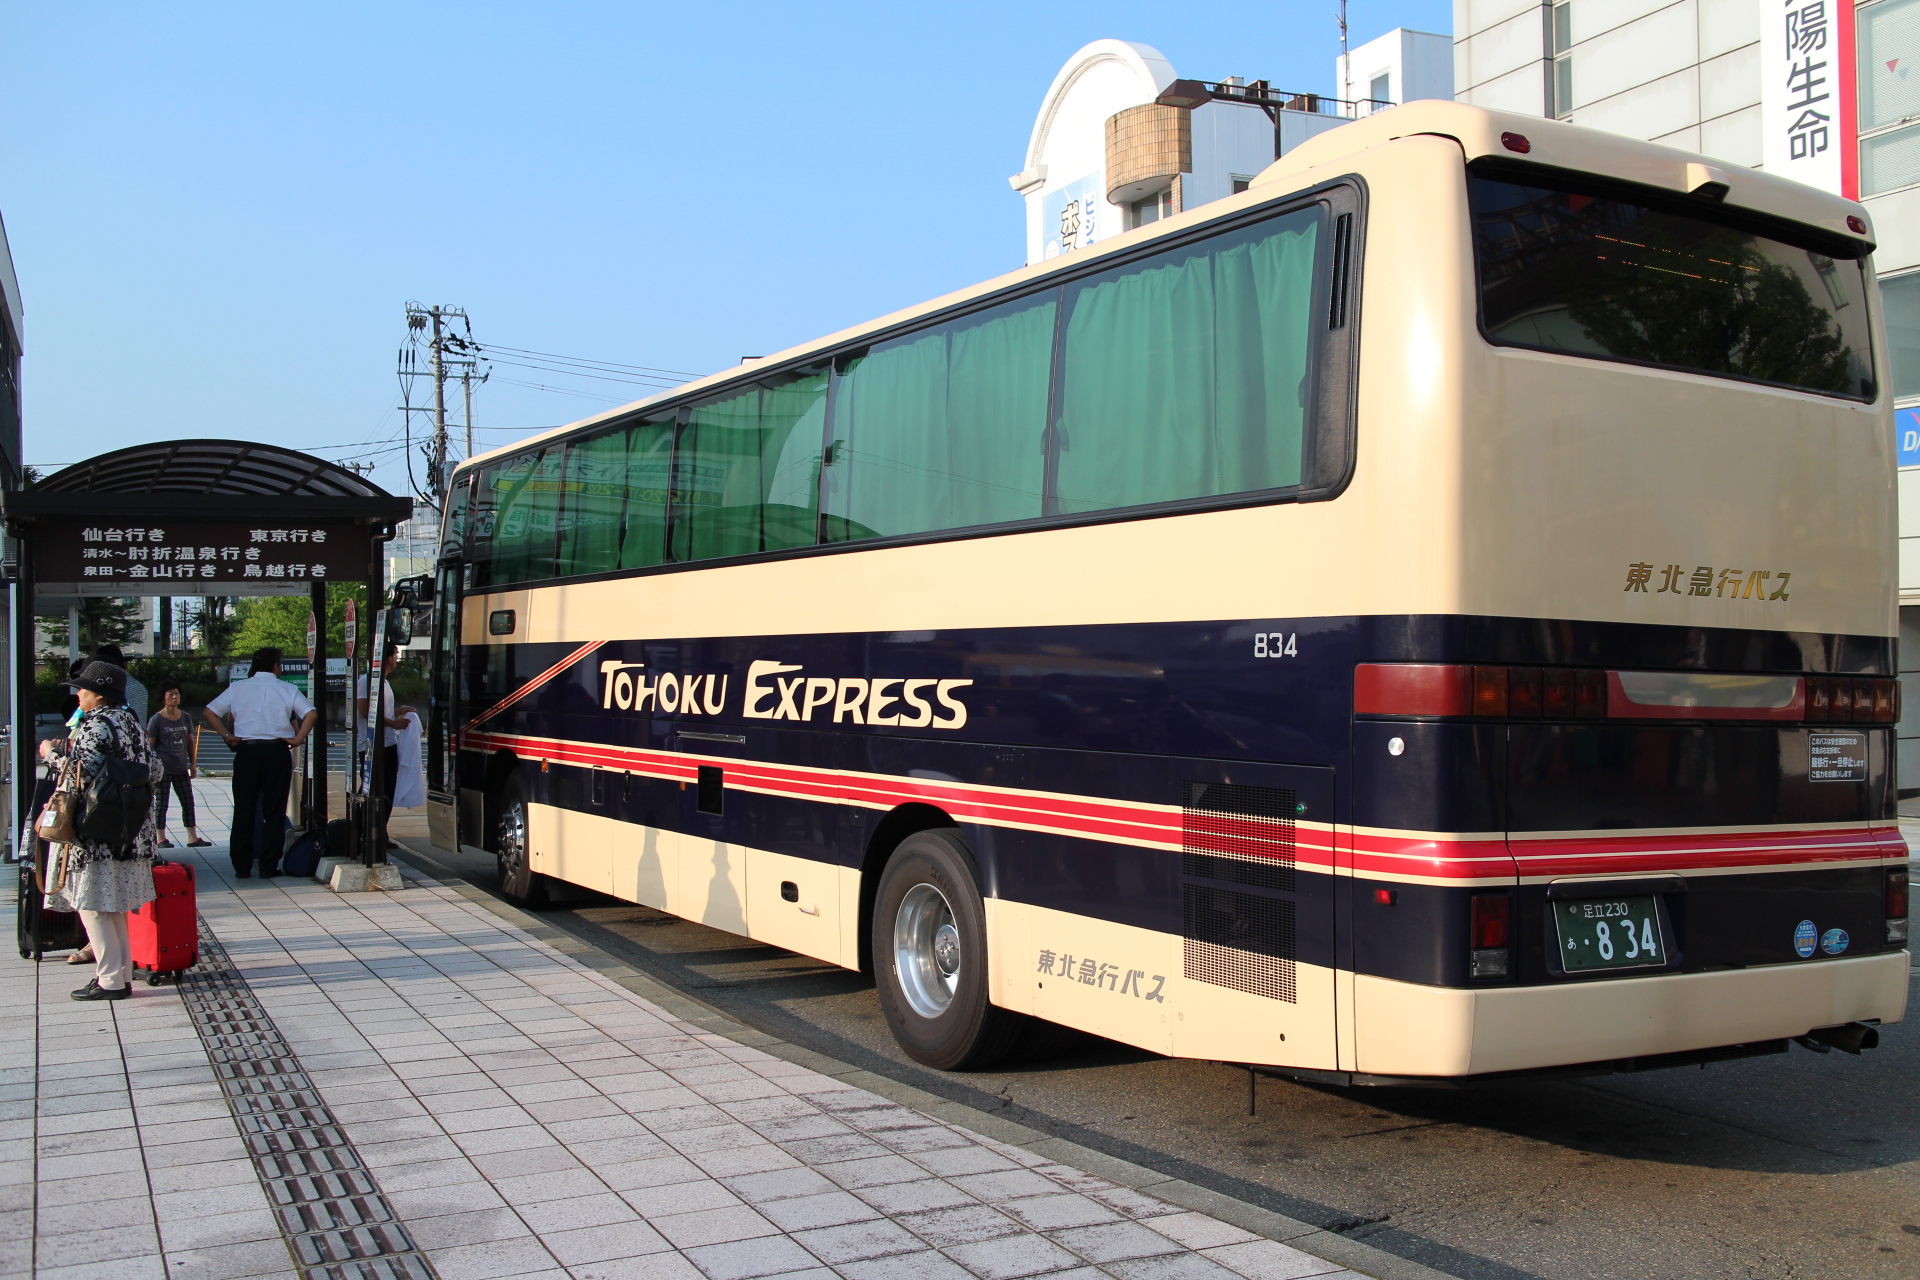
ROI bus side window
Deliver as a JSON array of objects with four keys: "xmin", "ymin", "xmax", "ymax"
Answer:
[
  {"xmin": 1053, "ymin": 206, "xmax": 1323, "ymax": 515},
  {"xmin": 823, "ymin": 292, "xmax": 1054, "ymax": 542},
  {"xmin": 470, "ymin": 449, "xmax": 562, "ymax": 588},
  {"xmin": 556, "ymin": 418, "xmax": 673, "ymax": 576},
  {"xmin": 670, "ymin": 370, "xmax": 827, "ymax": 564}
]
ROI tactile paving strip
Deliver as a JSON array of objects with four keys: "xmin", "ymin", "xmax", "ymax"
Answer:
[{"xmin": 177, "ymin": 918, "xmax": 438, "ymax": 1280}]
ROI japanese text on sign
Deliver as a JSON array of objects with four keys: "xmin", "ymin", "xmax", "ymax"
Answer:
[
  {"xmin": 1762, "ymin": 0, "xmax": 1847, "ymax": 195},
  {"xmin": 1624, "ymin": 562, "xmax": 1791, "ymax": 601},
  {"xmin": 51, "ymin": 525, "xmax": 359, "ymax": 585},
  {"xmin": 77, "ymin": 528, "xmax": 332, "ymax": 581},
  {"xmin": 1038, "ymin": 949, "xmax": 1166, "ymax": 1001}
]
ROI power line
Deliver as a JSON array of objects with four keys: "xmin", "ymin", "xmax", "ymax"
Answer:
[
  {"xmin": 481, "ymin": 355, "xmax": 687, "ymax": 389},
  {"xmin": 479, "ymin": 343, "xmax": 702, "ymax": 380},
  {"xmin": 487, "ymin": 375, "xmax": 636, "ymax": 403}
]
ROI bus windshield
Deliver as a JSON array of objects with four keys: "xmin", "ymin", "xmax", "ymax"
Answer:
[{"xmin": 1468, "ymin": 167, "xmax": 1876, "ymax": 400}]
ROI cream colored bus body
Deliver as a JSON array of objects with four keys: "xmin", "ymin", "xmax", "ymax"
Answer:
[{"xmin": 444, "ymin": 103, "xmax": 1905, "ymax": 1076}]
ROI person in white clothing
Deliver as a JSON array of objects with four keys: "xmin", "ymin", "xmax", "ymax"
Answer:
[
  {"xmin": 355, "ymin": 645, "xmax": 416, "ymax": 850},
  {"xmin": 202, "ymin": 648, "xmax": 316, "ymax": 877}
]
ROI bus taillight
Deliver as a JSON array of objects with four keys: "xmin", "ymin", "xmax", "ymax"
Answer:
[
  {"xmin": 1887, "ymin": 869, "xmax": 1909, "ymax": 946},
  {"xmin": 1805, "ymin": 676, "xmax": 1900, "ymax": 723},
  {"xmin": 1573, "ymin": 668, "xmax": 1607, "ymax": 718},
  {"xmin": 1470, "ymin": 894, "xmax": 1510, "ymax": 979},
  {"xmin": 1355, "ymin": 665, "xmax": 1896, "ymax": 722},
  {"xmin": 1471, "ymin": 666, "xmax": 1509, "ymax": 717}
]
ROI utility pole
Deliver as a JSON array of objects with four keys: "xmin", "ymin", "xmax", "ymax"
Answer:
[
  {"xmin": 430, "ymin": 308, "xmax": 447, "ymax": 502},
  {"xmin": 462, "ymin": 367, "xmax": 475, "ymax": 459},
  {"xmin": 398, "ymin": 304, "xmax": 486, "ymax": 506}
]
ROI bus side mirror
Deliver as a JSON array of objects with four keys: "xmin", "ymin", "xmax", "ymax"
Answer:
[{"xmin": 392, "ymin": 573, "xmax": 434, "ymax": 607}]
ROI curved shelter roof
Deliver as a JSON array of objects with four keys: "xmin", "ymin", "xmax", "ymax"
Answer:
[
  {"xmin": 5, "ymin": 438, "xmax": 412, "ymax": 528},
  {"xmin": 37, "ymin": 439, "xmax": 389, "ymax": 499},
  {"xmin": 5, "ymin": 437, "xmax": 412, "ymax": 614}
]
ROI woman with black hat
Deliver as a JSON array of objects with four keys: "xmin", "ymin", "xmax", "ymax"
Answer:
[{"xmin": 37, "ymin": 660, "xmax": 164, "ymax": 1001}]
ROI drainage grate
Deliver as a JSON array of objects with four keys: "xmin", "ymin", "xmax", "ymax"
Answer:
[{"xmin": 177, "ymin": 919, "xmax": 437, "ymax": 1280}]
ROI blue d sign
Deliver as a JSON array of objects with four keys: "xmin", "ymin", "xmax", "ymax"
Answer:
[
  {"xmin": 1899, "ymin": 408, "xmax": 1920, "ymax": 468},
  {"xmin": 1794, "ymin": 919, "xmax": 1819, "ymax": 958}
]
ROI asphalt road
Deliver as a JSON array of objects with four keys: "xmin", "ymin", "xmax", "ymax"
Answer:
[{"xmin": 394, "ymin": 836, "xmax": 1920, "ymax": 1280}]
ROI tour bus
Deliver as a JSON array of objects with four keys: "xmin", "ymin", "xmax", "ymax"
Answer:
[{"xmin": 422, "ymin": 101, "xmax": 1909, "ymax": 1081}]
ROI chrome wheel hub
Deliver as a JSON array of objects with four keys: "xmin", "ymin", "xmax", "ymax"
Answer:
[{"xmin": 894, "ymin": 883, "xmax": 961, "ymax": 1019}]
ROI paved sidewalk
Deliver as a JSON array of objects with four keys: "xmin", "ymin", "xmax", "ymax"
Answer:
[{"xmin": 5, "ymin": 845, "xmax": 1374, "ymax": 1280}]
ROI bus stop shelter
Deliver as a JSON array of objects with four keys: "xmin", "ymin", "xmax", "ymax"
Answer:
[{"xmin": 2, "ymin": 439, "xmax": 412, "ymax": 855}]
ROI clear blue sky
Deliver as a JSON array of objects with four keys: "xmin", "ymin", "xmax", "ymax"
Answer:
[{"xmin": 1, "ymin": 1, "xmax": 1449, "ymax": 502}]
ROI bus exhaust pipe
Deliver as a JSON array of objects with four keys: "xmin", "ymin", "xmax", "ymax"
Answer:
[{"xmin": 1796, "ymin": 1023, "xmax": 1880, "ymax": 1055}]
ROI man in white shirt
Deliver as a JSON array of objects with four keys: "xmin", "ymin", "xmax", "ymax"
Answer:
[
  {"xmin": 203, "ymin": 647, "xmax": 317, "ymax": 878},
  {"xmin": 355, "ymin": 644, "xmax": 416, "ymax": 850}
]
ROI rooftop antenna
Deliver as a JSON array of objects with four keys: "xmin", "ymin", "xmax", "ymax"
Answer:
[{"xmin": 1338, "ymin": 0, "xmax": 1350, "ymax": 102}]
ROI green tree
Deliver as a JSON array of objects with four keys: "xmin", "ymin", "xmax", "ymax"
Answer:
[
  {"xmin": 39, "ymin": 597, "xmax": 145, "ymax": 666},
  {"xmin": 190, "ymin": 597, "xmax": 240, "ymax": 664},
  {"xmin": 229, "ymin": 582, "xmax": 369, "ymax": 660}
]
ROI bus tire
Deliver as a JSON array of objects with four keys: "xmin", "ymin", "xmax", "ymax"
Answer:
[
  {"xmin": 493, "ymin": 770, "xmax": 549, "ymax": 908},
  {"xmin": 873, "ymin": 828, "xmax": 1021, "ymax": 1070}
]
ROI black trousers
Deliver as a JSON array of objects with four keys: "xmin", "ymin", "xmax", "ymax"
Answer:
[
  {"xmin": 230, "ymin": 740, "xmax": 293, "ymax": 874},
  {"xmin": 374, "ymin": 744, "xmax": 398, "ymax": 843},
  {"xmin": 153, "ymin": 772, "xmax": 195, "ymax": 831}
]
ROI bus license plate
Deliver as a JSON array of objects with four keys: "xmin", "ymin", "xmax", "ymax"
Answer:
[{"xmin": 1552, "ymin": 896, "xmax": 1665, "ymax": 972}]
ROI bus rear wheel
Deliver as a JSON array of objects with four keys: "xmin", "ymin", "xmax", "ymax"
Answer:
[
  {"xmin": 493, "ymin": 770, "xmax": 549, "ymax": 908},
  {"xmin": 873, "ymin": 829, "xmax": 1022, "ymax": 1070}
]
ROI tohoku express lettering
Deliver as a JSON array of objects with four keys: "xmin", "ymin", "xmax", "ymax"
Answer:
[{"xmin": 599, "ymin": 658, "xmax": 973, "ymax": 729}]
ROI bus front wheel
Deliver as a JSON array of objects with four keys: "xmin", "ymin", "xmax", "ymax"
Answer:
[
  {"xmin": 873, "ymin": 829, "xmax": 1022, "ymax": 1070},
  {"xmin": 493, "ymin": 771, "xmax": 550, "ymax": 908}
]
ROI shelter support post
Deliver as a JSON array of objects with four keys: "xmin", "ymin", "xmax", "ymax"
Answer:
[
  {"xmin": 12, "ymin": 557, "xmax": 33, "ymax": 853},
  {"xmin": 361, "ymin": 538, "xmax": 389, "ymax": 869},
  {"xmin": 310, "ymin": 580, "xmax": 327, "ymax": 836}
]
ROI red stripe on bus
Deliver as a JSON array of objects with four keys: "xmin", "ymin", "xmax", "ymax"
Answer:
[
  {"xmin": 462, "ymin": 640, "xmax": 606, "ymax": 732},
  {"xmin": 461, "ymin": 729, "xmax": 1896, "ymax": 880}
]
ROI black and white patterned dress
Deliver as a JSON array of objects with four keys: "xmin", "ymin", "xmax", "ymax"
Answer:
[{"xmin": 44, "ymin": 706, "xmax": 164, "ymax": 914}]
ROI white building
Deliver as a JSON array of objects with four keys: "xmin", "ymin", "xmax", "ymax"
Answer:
[
  {"xmin": 1454, "ymin": 0, "xmax": 1920, "ymax": 784},
  {"xmin": 1339, "ymin": 27, "xmax": 1455, "ymax": 111},
  {"xmin": 1011, "ymin": 37, "xmax": 1451, "ymax": 267}
]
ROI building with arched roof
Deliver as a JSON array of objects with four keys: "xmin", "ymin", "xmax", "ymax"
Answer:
[{"xmin": 1009, "ymin": 37, "xmax": 1450, "ymax": 268}]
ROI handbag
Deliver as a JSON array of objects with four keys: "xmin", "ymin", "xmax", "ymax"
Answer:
[
  {"xmin": 78, "ymin": 755, "xmax": 154, "ymax": 850},
  {"xmin": 35, "ymin": 757, "xmax": 80, "ymax": 846}
]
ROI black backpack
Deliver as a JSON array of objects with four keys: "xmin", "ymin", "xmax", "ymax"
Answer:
[{"xmin": 78, "ymin": 754, "xmax": 153, "ymax": 850}]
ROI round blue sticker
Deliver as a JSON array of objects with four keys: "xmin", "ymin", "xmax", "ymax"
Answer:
[
  {"xmin": 1794, "ymin": 920, "xmax": 1818, "ymax": 958},
  {"xmin": 1822, "ymin": 927, "xmax": 1850, "ymax": 956}
]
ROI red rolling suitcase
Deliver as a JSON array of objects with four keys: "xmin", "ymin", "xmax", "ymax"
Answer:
[{"xmin": 130, "ymin": 860, "xmax": 197, "ymax": 985}]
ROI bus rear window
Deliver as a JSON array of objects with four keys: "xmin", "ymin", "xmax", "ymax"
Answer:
[{"xmin": 1468, "ymin": 169, "xmax": 1875, "ymax": 400}]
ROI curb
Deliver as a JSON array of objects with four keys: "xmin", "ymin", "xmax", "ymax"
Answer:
[{"xmin": 386, "ymin": 840, "xmax": 1462, "ymax": 1280}]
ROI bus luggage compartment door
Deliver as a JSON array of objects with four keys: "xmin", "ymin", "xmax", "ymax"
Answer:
[{"xmin": 1013, "ymin": 749, "xmax": 1337, "ymax": 1068}]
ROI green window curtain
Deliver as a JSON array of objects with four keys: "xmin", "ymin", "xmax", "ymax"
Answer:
[
  {"xmin": 620, "ymin": 420, "xmax": 674, "ymax": 569},
  {"xmin": 485, "ymin": 448, "xmax": 562, "ymax": 585},
  {"xmin": 823, "ymin": 293, "xmax": 1053, "ymax": 540},
  {"xmin": 670, "ymin": 371, "xmax": 827, "ymax": 563},
  {"xmin": 1054, "ymin": 208, "xmax": 1321, "ymax": 515},
  {"xmin": 556, "ymin": 430, "xmax": 629, "ymax": 577}
]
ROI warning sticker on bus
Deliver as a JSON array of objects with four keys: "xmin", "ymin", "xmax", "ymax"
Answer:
[{"xmin": 1808, "ymin": 731, "xmax": 1867, "ymax": 782}]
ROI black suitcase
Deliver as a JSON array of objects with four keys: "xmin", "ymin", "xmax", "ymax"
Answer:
[{"xmin": 17, "ymin": 846, "xmax": 86, "ymax": 960}]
